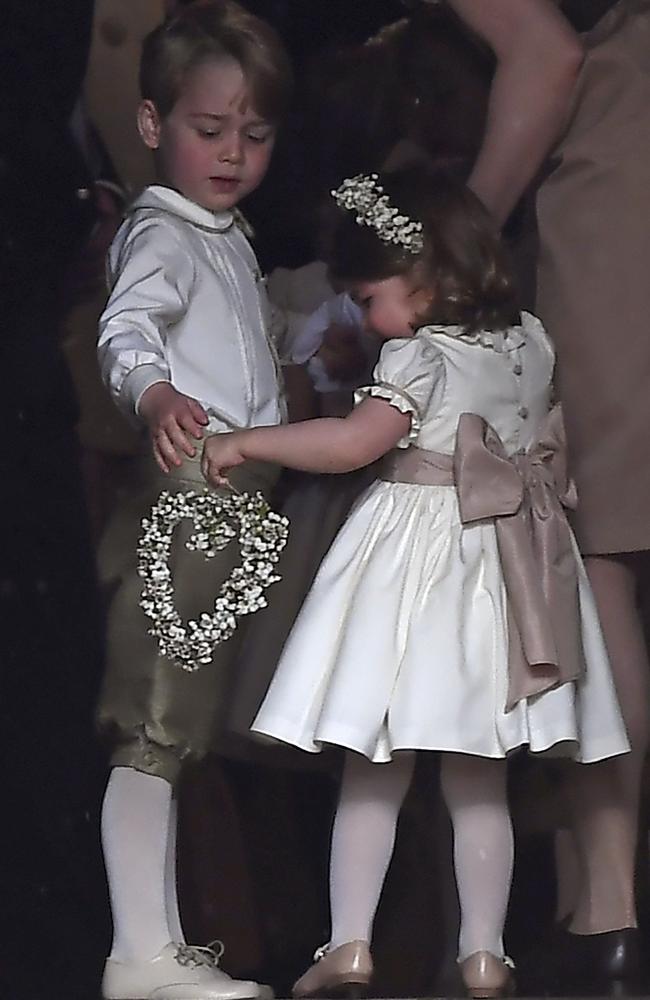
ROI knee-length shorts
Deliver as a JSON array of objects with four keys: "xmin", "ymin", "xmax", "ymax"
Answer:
[{"xmin": 96, "ymin": 450, "xmax": 280, "ymax": 784}]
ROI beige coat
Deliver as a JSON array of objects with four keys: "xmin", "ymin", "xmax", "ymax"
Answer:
[
  {"xmin": 536, "ymin": 0, "xmax": 650, "ymax": 554},
  {"xmin": 84, "ymin": 0, "xmax": 166, "ymax": 196}
]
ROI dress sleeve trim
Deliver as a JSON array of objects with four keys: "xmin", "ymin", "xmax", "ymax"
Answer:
[{"xmin": 354, "ymin": 380, "xmax": 422, "ymax": 444}]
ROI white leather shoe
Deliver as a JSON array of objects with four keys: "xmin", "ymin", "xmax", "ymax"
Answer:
[{"xmin": 102, "ymin": 941, "xmax": 274, "ymax": 1000}]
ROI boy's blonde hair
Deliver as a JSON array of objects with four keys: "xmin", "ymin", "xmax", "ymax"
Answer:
[{"xmin": 140, "ymin": 0, "xmax": 292, "ymax": 121}]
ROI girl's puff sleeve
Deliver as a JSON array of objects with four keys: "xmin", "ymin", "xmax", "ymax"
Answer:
[
  {"xmin": 354, "ymin": 335, "xmax": 444, "ymax": 448},
  {"xmin": 97, "ymin": 219, "xmax": 196, "ymax": 418}
]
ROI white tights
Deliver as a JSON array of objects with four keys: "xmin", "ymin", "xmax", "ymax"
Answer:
[
  {"xmin": 101, "ymin": 766, "xmax": 186, "ymax": 961},
  {"xmin": 329, "ymin": 751, "xmax": 512, "ymax": 961},
  {"xmin": 329, "ymin": 752, "xmax": 415, "ymax": 948},
  {"xmin": 440, "ymin": 754, "xmax": 512, "ymax": 960}
]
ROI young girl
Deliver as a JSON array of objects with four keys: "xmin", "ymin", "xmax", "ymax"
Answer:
[{"xmin": 201, "ymin": 165, "xmax": 629, "ymax": 998}]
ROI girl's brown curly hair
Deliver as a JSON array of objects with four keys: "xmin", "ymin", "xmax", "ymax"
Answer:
[{"xmin": 326, "ymin": 165, "xmax": 519, "ymax": 334}]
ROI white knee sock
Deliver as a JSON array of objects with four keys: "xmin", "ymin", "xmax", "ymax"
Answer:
[
  {"xmin": 329, "ymin": 751, "xmax": 415, "ymax": 948},
  {"xmin": 440, "ymin": 754, "xmax": 513, "ymax": 961},
  {"xmin": 102, "ymin": 766, "xmax": 173, "ymax": 961},
  {"xmin": 165, "ymin": 795, "xmax": 186, "ymax": 945}
]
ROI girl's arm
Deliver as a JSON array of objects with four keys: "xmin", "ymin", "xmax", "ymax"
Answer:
[
  {"xmin": 446, "ymin": 0, "xmax": 584, "ymax": 226},
  {"xmin": 201, "ymin": 397, "xmax": 411, "ymax": 485}
]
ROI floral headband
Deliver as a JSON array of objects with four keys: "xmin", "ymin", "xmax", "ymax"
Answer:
[{"xmin": 332, "ymin": 173, "xmax": 424, "ymax": 255}]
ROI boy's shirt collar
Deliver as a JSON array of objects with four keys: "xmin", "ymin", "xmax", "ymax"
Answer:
[{"xmin": 130, "ymin": 184, "xmax": 235, "ymax": 233}]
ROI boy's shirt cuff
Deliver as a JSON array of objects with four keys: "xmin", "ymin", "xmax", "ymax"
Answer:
[{"xmin": 122, "ymin": 364, "xmax": 171, "ymax": 416}]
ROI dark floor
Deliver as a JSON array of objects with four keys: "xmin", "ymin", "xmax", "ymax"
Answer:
[{"xmin": 2, "ymin": 750, "xmax": 648, "ymax": 1000}]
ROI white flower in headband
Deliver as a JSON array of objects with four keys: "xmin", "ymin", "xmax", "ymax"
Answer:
[{"xmin": 332, "ymin": 173, "xmax": 424, "ymax": 254}]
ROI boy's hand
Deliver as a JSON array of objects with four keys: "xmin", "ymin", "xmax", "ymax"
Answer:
[
  {"xmin": 138, "ymin": 382, "xmax": 209, "ymax": 472},
  {"xmin": 317, "ymin": 324, "xmax": 368, "ymax": 383},
  {"xmin": 201, "ymin": 433, "xmax": 247, "ymax": 488}
]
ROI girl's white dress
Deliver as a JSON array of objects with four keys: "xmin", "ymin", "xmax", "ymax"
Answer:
[{"xmin": 252, "ymin": 314, "xmax": 629, "ymax": 764}]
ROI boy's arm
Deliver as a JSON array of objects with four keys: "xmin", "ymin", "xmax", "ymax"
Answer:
[
  {"xmin": 97, "ymin": 220, "xmax": 195, "ymax": 417},
  {"xmin": 201, "ymin": 396, "xmax": 411, "ymax": 484},
  {"xmin": 98, "ymin": 221, "xmax": 208, "ymax": 470}
]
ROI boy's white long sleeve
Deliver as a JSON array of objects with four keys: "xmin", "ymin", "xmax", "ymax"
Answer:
[{"xmin": 98, "ymin": 221, "xmax": 194, "ymax": 416}]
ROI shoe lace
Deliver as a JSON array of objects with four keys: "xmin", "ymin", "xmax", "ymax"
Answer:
[
  {"xmin": 175, "ymin": 940, "xmax": 226, "ymax": 969},
  {"xmin": 312, "ymin": 943, "xmax": 330, "ymax": 963}
]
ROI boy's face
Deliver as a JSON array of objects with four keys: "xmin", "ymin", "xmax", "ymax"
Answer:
[{"xmin": 139, "ymin": 57, "xmax": 276, "ymax": 212}]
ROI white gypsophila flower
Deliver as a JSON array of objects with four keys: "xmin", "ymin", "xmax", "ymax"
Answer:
[
  {"xmin": 332, "ymin": 173, "xmax": 424, "ymax": 254},
  {"xmin": 137, "ymin": 489, "xmax": 289, "ymax": 672}
]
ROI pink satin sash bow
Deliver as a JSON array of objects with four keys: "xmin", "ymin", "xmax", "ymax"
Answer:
[{"xmin": 380, "ymin": 405, "xmax": 585, "ymax": 710}]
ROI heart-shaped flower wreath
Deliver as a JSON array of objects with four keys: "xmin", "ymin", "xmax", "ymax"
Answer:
[{"xmin": 137, "ymin": 489, "xmax": 289, "ymax": 672}]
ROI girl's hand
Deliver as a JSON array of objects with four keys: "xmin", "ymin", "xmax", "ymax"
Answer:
[
  {"xmin": 138, "ymin": 382, "xmax": 209, "ymax": 472},
  {"xmin": 201, "ymin": 433, "xmax": 247, "ymax": 488}
]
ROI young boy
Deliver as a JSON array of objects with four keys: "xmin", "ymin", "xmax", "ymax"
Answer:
[{"xmin": 95, "ymin": 4, "xmax": 292, "ymax": 998}]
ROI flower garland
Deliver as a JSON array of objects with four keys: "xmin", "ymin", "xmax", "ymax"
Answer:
[
  {"xmin": 332, "ymin": 173, "xmax": 424, "ymax": 254},
  {"xmin": 137, "ymin": 489, "xmax": 289, "ymax": 672}
]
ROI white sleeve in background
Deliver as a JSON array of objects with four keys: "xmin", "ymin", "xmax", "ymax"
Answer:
[
  {"xmin": 266, "ymin": 260, "xmax": 337, "ymax": 363},
  {"xmin": 266, "ymin": 301, "xmax": 317, "ymax": 365},
  {"xmin": 97, "ymin": 220, "xmax": 196, "ymax": 418},
  {"xmin": 265, "ymin": 258, "xmax": 368, "ymax": 389},
  {"xmin": 291, "ymin": 293, "xmax": 366, "ymax": 392},
  {"xmin": 266, "ymin": 260, "xmax": 333, "ymax": 314},
  {"xmin": 289, "ymin": 301, "xmax": 332, "ymax": 366},
  {"xmin": 290, "ymin": 293, "xmax": 363, "ymax": 365}
]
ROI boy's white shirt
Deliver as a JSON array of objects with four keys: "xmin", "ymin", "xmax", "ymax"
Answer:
[{"xmin": 98, "ymin": 184, "xmax": 286, "ymax": 433}]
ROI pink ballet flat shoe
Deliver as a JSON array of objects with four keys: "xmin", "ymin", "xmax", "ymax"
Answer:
[
  {"xmin": 292, "ymin": 941, "xmax": 373, "ymax": 999},
  {"xmin": 459, "ymin": 951, "xmax": 515, "ymax": 999}
]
